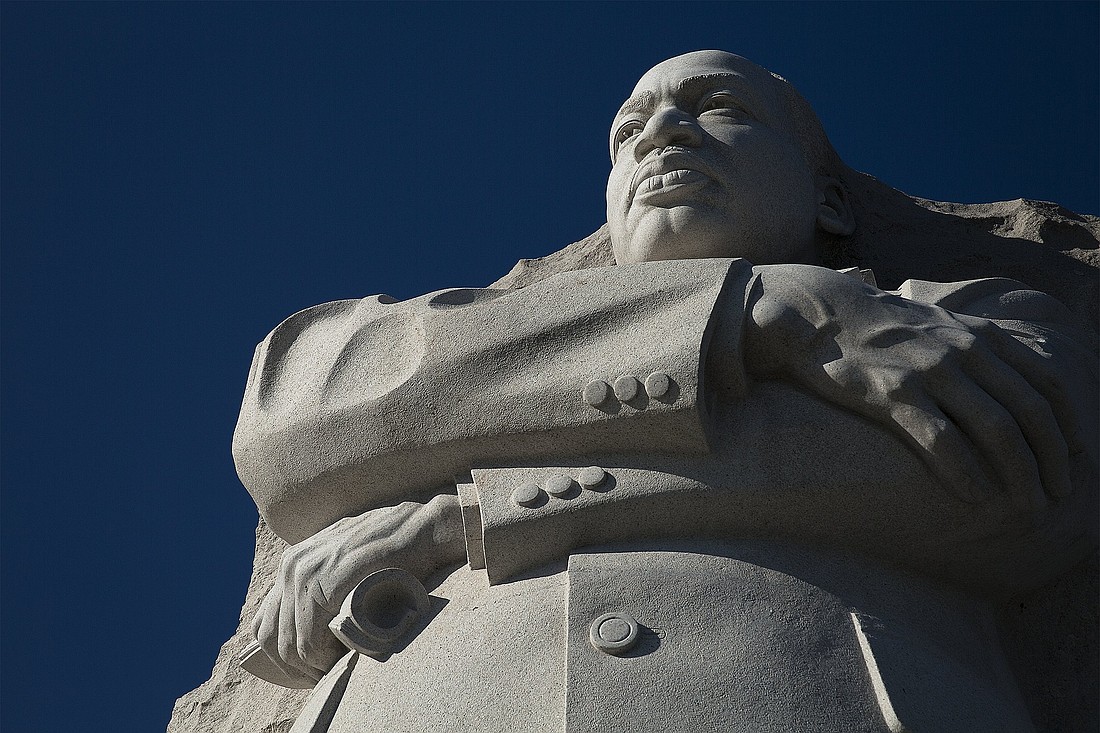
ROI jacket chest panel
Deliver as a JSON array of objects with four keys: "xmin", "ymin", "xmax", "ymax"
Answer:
[{"xmin": 563, "ymin": 550, "xmax": 884, "ymax": 733}]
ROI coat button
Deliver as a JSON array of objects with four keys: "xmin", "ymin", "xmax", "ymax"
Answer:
[
  {"xmin": 613, "ymin": 375, "xmax": 640, "ymax": 401},
  {"xmin": 543, "ymin": 474, "xmax": 575, "ymax": 497},
  {"xmin": 589, "ymin": 612, "xmax": 639, "ymax": 655},
  {"xmin": 644, "ymin": 371, "xmax": 670, "ymax": 398},
  {"xmin": 583, "ymin": 380, "xmax": 611, "ymax": 407},
  {"xmin": 577, "ymin": 466, "xmax": 607, "ymax": 489},
  {"xmin": 511, "ymin": 482, "xmax": 543, "ymax": 508}
]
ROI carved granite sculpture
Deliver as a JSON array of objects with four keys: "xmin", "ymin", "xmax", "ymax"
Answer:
[{"xmin": 169, "ymin": 51, "xmax": 1099, "ymax": 732}]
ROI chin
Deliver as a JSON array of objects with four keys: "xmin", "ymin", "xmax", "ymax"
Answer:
[
  {"xmin": 618, "ymin": 228, "xmax": 742, "ymax": 264},
  {"xmin": 612, "ymin": 209, "xmax": 818, "ymax": 265},
  {"xmin": 613, "ymin": 234, "xmax": 687, "ymax": 264},
  {"xmin": 612, "ymin": 220, "xmax": 706, "ymax": 264},
  {"xmin": 614, "ymin": 232, "xmax": 819, "ymax": 267}
]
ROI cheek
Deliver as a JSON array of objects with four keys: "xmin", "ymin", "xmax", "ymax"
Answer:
[
  {"xmin": 605, "ymin": 180, "xmax": 628, "ymax": 249},
  {"xmin": 714, "ymin": 128, "xmax": 805, "ymax": 178},
  {"xmin": 605, "ymin": 167, "xmax": 635, "ymax": 224},
  {"xmin": 606, "ymin": 166, "xmax": 632, "ymax": 202},
  {"xmin": 726, "ymin": 142, "xmax": 815, "ymax": 213}
]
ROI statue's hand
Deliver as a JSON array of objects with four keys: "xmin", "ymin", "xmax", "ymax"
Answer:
[
  {"xmin": 745, "ymin": 264, "xmax": 1076, "ymax": 509},
  {"xmin": 251, "ymin": 493, "xmax": 465, "ymax": 686}
]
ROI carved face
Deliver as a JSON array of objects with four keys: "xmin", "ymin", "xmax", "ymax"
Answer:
[{"xmin": 606, "ymin": 51, "xmax": 820, "ymax": 265}]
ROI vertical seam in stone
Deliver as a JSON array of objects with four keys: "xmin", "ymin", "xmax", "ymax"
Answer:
[{"xmin": 850, "ymin": 612, "xmax": 910, "ymax": 733}]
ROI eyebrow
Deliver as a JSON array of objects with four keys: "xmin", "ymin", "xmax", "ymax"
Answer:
[
  {"xmin": 615, "ymin": 90, "xmax": 654, "ymax": 119},
  {"xmin": 613, "ymin": 72, "xmax": 765, "ymax": 122},
  {"xmin": 678, "ymin": 72, "xmax": 764, "ymax": 113}
]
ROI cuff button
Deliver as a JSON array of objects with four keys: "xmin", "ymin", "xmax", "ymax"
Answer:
[
  {"xmin": 644, "ymin": 371, "xmax": 670, "ymax": 398},
  {"xmin": 613, "ymin": 375, "xmax": 640, "ymax": 402},
  {"xmin": 512, "ymin": 482, "xmax": 543, "ymax": 508},
  {"xmin": 583, "ymin": 380, "xmax": 611, "ymax": 407},
  {"xmin": 577, "ymin": 466, "xmax": 607, "ymax": 490},
  {"xmin": 543, "ymin": 474, "xmax": 575, "ymax": 498}
]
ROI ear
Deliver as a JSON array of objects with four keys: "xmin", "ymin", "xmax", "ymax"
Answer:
[{"xmin": 815, "ymin": 176, "xmax": 855, "ymax": 236}]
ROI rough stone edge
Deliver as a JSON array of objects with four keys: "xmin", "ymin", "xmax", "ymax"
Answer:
[{"xmin": 167, "ymin": 521, "xmax": 309, "ymax": 733}]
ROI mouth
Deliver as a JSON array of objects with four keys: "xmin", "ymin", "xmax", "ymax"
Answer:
[
  {"xmin": 628, "ymin": 151, "xmax": 714, "ymax": 204},
  {"xmin": 635, "ymin": 168, "xmax": 709, "ymax": 196}
]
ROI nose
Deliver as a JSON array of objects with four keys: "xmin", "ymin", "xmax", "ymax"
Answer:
[{"xmin": 634, "ymin": 106, "xmax": 703, "ymax": 159}]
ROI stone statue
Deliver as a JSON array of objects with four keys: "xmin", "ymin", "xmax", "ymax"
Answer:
[{"xmin": 170, "ymin": 51, "xmax": 1099, "ymax": 732}]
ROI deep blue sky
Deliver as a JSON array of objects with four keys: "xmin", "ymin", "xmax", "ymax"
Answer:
[{"xmin": 2, "ymin": 3, "xmax": 1096, "ymax": 731}]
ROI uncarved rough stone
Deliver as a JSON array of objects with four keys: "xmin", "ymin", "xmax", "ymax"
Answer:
[{"xmin": 167, "ymin": 521, "xmax": 309, "ymax": 733}]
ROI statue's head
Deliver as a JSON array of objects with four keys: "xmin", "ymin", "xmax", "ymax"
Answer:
[{"xmin": 607, "ymin": 50, "xmax": 855, "ymax": 265}]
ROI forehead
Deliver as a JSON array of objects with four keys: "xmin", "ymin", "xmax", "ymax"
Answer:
[
  {"xmin": 632, "ymin": 51, "xmax": 770, "ymax": 94},
  {"xmin": 616, "ymin": 51, "xmax": 784, "ymax": 124}
]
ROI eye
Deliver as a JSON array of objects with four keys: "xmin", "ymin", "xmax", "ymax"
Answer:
[
  {"xmin": 613, "ymin": 121, "xmax": 644, "ymax": 153},
  {"xmin": 698, "ymin": 92, "xmax": 746, "ymax": 115}
]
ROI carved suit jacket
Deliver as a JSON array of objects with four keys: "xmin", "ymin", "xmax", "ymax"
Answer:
[
  {"xmin": 234, "ymin": 257, "xmax": 1095, "ymax": 592},
  {"xmin": 235, "ymin": 258, "xmax": 1096, "ymax": 732}
]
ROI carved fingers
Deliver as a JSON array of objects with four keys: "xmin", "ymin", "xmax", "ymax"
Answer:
[
  {"xmin": 748, "ymin": 265, "xmax": 1081, "ymax": 509},
  {"xmin": 844, "ymin": 313, "xmax": 1072, "ymax": 507},
  {"xmin": 250, "ymin": 495, "xmax": 466, "ymax": 686},
  {"xmin": 252, "ymin": 544, "xmax": 345, "ymax": 686},
  {"xmin": 955, "ymin": 322, "xmax": 1074, "ymax": 500}
]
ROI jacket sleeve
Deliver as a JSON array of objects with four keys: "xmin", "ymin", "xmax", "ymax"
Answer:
[
  {"xmin": 463, "ymin": 272, "xmax": 1098, "ymax": 589},
  {"xmin": 233, "ymin": 258, "xmax": 754, "ymax": 543}
]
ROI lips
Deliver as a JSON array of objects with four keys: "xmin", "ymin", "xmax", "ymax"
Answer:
[
  {"xmin": 635, "ymin": 168, "xmax": 709, "ymax": 196},
  {"xmin": 628, "ymin": 150, "xmax": 714, "ymax": 201}
]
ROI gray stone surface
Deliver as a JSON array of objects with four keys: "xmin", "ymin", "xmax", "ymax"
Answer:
[
  {"xmin": 170, "ymin": 200, "xmax": 1099, "ymax": 732},
  {"xmin": 169, "ymin": 51, "xmax": 1098, "ymax": 732}
]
